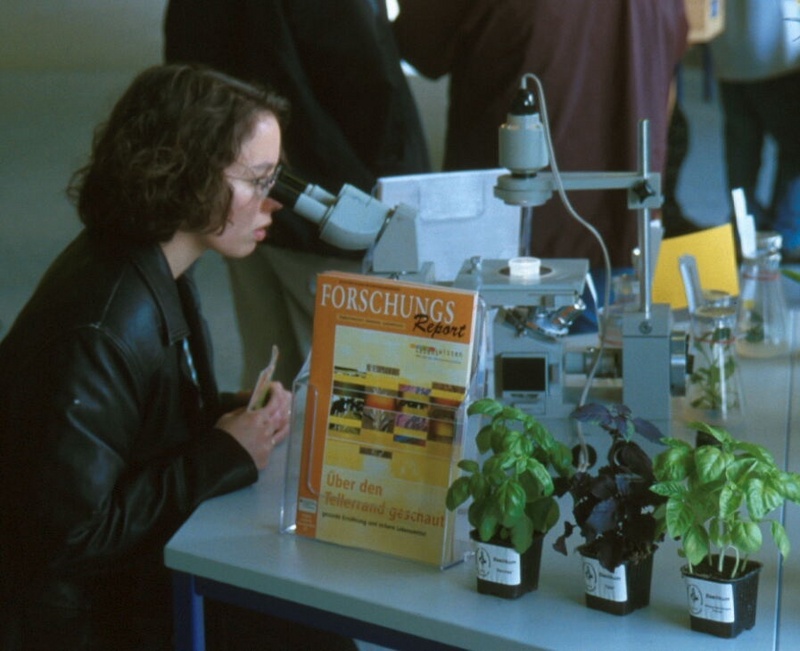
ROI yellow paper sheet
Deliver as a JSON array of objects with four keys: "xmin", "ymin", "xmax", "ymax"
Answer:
[{"xmin": 652, "ymin": 223, "xmax": 739, "ymax": 309}]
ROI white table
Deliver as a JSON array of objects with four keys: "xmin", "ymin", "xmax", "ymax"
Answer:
[{"xmin": 165, "ymin": 311, "xmax": 799, "ymax": 651}]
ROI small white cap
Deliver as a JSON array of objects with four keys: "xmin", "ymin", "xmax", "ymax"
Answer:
[{"xmin": 508, "ymin": 256, "xmax": 541, "ymax": 280}]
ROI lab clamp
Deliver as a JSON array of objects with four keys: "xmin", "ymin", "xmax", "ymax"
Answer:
[{"xmin": 269, "ymin": 76, "xmax": 688, "ymax": 431}]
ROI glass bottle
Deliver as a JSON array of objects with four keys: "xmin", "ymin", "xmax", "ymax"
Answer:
[
  {"xmin": 735, "ymin": 232, "xmax": 790, "ymax": 358},
  {"xmin": 685, "ymin": 305, "xmax": 744, "ymax": 425}
]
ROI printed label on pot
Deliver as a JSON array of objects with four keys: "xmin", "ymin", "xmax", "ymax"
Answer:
[
  {"xmin": 474, "ymin": 541, "xmax": 521, "ymax": 586},
  {"xmin": 582, "ymin": 556, "xmax": 628, "ymax": 602},
  {"xmin": 684, "ymin": 577, "xmax": 735, "ymax": 623}
]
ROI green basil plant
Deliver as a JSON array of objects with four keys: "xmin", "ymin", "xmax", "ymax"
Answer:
[
  {"xmin": 651, "ymin": 422, "xmax": 800, "ymax": 578},
  {"xmin": 446, "ymin": 398, "xmax": 574, "ymax": 554}
]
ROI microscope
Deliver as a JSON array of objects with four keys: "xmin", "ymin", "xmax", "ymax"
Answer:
[
  {"xmin": 269, "ymin": 74, "xmax": 687, "ymax": 433},
  {"xmin": 453, "ymin": 75, "xmax": 687, "ymax": 431}
]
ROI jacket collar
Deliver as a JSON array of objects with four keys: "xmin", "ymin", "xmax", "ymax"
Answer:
[{"xmin": 129, "ymin": 243, "xmax": 192, "ymax": 346}]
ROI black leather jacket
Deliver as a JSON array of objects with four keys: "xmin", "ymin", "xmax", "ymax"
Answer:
[{"xmin": 0, "ymin": 231, "xmax": 257, "ymax": 649}]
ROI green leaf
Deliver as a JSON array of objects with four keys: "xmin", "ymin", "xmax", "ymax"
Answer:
[
  {"xmin": 457, "ymin": 459, "xmax": 480, "ymax": 473},
  {"xmin": 660, "ymin": 436, "xmax": 693, "ymax": 450},
  {"xmin": 526, "ymin": 497, "xmax": 559, "ymax": 533},
  {"xmin": 467, "ymin": 500, "xmax": 485, "ymax": 529},
  {"xmin": 650, "ymin": 481, "xmax": 684, "ymax": 498},
  {"xmin": 653, "ymin": 446, "xmax": 692, "ymax": 481},
  {"xmin": 772, "ymin": 520, "xmax": 791, "ymax": 557},
  {"xmin": 695, "ymin": 445, "xmax": 728, "ymax": 483},
  {"xmin": 550, "ymin": 442, "xmax": 575, "ymax": 477},
  {"xmin": 501, "ymin": 405, "xmax": 529, "ymax": 422},
  {"xmin": 699, "ymin": 494, "xmax": 721, "ymax": 524},
  {"xmin": 735, "ymin": 441, "xmax": 775, "ymax": 466},
  {"xmin": 726, "ymin": 458, "xmax": 756, "ymax": 484},
  {"xmin": 525, "ymin": 459, "xmax": 554, "ymax": 496},
  {"xmin": 526, "ymin": 418, "xmax": 549, "ymax": 440},
  {"xmin": 484, "ymin": 453, "xmax": 514, "ymax": 475},
  {"xmin": 497, "ymin": 482, "xmax": 526, "ymax": 527},
  {"xmin": 501, "ymin": 429, "xmax": 523, "ymax": 454},
  {"xmin": 486, "ymin": 467, "xmax": 507, "ymax": 487},
  {"xmin": 468, "ymin": 398, "xmax": 504, "ymax": 417},
  {"xmin": 490, "ymin": 423, "xmax": 507, "ymax": 453},
  {"xmin": 690, "ymin": 421, "xmax": 730, "ymax": 445},
  {"xmin": 683, "ymin": 525, "xmax": 710, "ymax": 566},
  {"xmin": 719, "ymin": 483, "xmax": 742, "ymax": 518},
  {"xmin": 468, "ymin": 472, "xmax": 488, "ymax": 500},
  {"xmin": 708, "ymin": 517, "xmax": 729, "ymax": 549},
  {"xmin": 510, "ymin": 515, "xmax": 535, "ymax": 553},
  {"xmin": 731, "ymin": 520, "xmax": 762, "ymax": 554},
  {"xmin": 746, "ymin": 477, "xmax": 784, "ymax": 519},
  {"xmin": 518, "ymin": 468, "xmax": 543, "ymax": 500},
  {"xmin": 779, "ymin": 472, "xmax": 800, "ymax": 502},
  {"xmin": 446, "ymin": 477, "xmax": 471, "ymax": 510},
  {"xmin": 475, "ymin": 424, "xmax": 493, "ymax": 455},
  {"xmin": 499, "ymin": 451, "xmax": 517, "ymax": 470},
  {"xmin": 518, "ymin": 434, "xmax": 534, "ymax": 458},
  {"xmin": 478, "ymin": 510, "xmax": 500, "ymax": 542},
  {"xmin": 665, "ymin": 498, "xmax": 694, "ymax": 538}
]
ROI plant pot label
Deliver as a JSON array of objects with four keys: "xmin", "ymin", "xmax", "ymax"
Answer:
[
  {"xmin": 582, "ymin": 557, "xmax": 628, "ymax": 602},
  {"xmin": 684, "ymin": 577, "xmax": 735, "ymax": 623},
  {"xmin": 474, "ymin": 541, "xmax": 521, "ymax": 586}
]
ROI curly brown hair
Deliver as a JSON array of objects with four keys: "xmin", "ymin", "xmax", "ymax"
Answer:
[{"xmin": 68, "ymin": 64, "xmax": 289, "ymax": 244}]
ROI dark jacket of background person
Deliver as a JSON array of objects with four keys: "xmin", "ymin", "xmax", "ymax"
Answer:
[
  {"xmin": 393, "ymin": 0, "xmax": 688, "ymax": 268},
  {"xmin": 0, "ymin": 232, "xmax": 257, "ymax": 650},
  {"xmin": 164, "ymin": 0, "xmax": 431, "ymax": 256}
]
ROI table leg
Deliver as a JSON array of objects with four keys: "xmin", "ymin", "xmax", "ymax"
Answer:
[{"xmin": 172, "ymin": 571, "xmax": 206, "ymax": 651}]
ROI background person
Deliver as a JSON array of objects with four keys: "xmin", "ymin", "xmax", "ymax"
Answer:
[{"xmin": 393, "ymin": 0, "xmax": 688, "ymax": 268}]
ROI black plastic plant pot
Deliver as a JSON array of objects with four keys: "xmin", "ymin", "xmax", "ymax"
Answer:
[
  {"xmin": 471, "ymin": 531, "xmax": 544, "ymax": 599},
  {"xmin": 580, "ymin": 551, "xmax": 654, "ymax": 615},
  {"xmin": 681, "ymin": 557, "xmax": 762, "ymax": 638}
]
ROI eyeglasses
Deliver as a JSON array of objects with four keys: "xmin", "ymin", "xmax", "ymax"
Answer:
[{"xmin": 226, "ymin": 163, "xmax": 282, "ymax": 201}]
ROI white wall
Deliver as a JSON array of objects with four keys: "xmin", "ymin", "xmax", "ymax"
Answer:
[{"xmin": 0, "ymin": 0, "xmax": 166, "ymax": 70}]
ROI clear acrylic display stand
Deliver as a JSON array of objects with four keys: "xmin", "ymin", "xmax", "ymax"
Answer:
[{"xmin": 279, "ymin": 309, "xmax": 486, "ymax": 570}]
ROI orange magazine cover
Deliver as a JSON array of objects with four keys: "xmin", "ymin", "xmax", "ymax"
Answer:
[{"xmin": 294, "ymin": 271, "xmax": 480, "ymax": 565}]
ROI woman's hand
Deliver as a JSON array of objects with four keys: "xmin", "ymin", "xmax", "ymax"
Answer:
[{"xmin": 215, "ymin": 382, "xmax": 293, "ymax": 469}]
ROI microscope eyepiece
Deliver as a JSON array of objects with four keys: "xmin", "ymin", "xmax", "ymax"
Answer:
[{"xmin": 269, "ymin": 166, "xmax": 308, "ymax": 207}]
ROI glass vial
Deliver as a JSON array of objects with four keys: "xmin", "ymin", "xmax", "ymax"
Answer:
[
  {"xmin": 685, "ymin": 305, "xmax": 744, "ymax": 425},
  {"xmin": 735, "ymin": 232, "xmax": 790, "ymax": 358}
]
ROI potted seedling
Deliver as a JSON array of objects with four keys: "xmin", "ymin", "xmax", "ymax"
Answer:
[
  {"xmin": 651, "ymin": 421, "xmax": 800, "ymax": 638},
  {"xmin": 446, "ymin": 397, "xmax": 573, "ymax": 599},
  {"xmin": 553, "ymin": 403, "xmax": 665, "ymax": 615}
]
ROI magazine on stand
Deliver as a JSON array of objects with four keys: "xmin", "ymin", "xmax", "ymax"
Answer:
[{"xmin": 293, "ymin": 271, "xmax": 480, "ymax": 565}]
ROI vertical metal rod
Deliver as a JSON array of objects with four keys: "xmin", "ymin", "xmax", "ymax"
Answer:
[
  {"xmin": 519, "ymin": 206, "xmax": 533, "ymax": 256},
  {"xmin": 638, "ymin": 119, "xmax": 652, "ymax": 319}
]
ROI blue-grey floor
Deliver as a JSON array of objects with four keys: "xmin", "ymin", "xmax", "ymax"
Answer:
[{"xmin": 0, "ymin": 64, "xmax": 737, "ymax": 394}]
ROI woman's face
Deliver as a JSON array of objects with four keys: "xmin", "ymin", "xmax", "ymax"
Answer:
[{"xmin": 203, "ymin": 111, "xmax": 283, "ymax": 258}]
